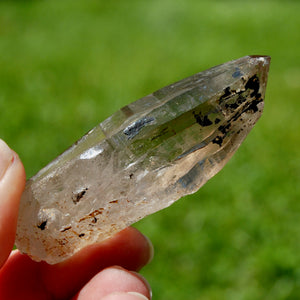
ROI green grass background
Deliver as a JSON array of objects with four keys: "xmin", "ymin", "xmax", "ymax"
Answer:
[{"xmin": 0, "ymin": 1, "xmax": 299, "ymax": 299}]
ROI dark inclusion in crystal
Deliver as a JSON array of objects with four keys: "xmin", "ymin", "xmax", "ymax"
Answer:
[{"xmin": 212, "ymin": 74, "xmax": 263, "ymax": 148}]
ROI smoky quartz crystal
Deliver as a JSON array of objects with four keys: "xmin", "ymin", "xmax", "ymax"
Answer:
[{"xmin": 16, "ymin": 55, "xmax": 270, "ymax": 264}]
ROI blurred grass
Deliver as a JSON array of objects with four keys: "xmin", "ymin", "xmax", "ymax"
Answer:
[{"xmin": 0, "ymin": 0, "xmax": 299, "ymax": 299}]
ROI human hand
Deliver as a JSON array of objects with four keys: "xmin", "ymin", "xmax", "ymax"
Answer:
[{"xmin": 0, "ymin": 139, "xmax": 153, "ymax": 300}]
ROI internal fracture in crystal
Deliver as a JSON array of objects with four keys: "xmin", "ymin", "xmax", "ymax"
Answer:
[{"xmin": 15, "ymin": 55, "xmax": 271, "ymax": 264}]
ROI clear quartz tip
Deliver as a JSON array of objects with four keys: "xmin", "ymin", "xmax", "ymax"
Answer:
[
  {"xmin": 16, "ymin": 55, "xmax": 270, "ymax": 264},
  {"xmin": 249, "ymin": 55, "xmax": 271, "ymax": 66}
]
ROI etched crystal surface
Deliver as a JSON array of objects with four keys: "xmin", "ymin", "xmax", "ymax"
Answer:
[{"xmin": 16, "ymin": 55, "xmax": 270, "ymax": 264}]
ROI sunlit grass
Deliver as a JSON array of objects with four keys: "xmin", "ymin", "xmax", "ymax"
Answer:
[{"xmin": 0, "ymin": 1, "xmax": 299, "ymax": 299}]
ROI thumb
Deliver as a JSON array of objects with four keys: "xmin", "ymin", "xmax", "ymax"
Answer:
[{"xmin": 0, "ymin": 139, "xmax": 26, "ymax": 268}]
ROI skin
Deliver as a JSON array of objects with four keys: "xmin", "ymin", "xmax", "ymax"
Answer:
[{"xmin": 0, "ymin": 139, "xmax": 152, "ymax": 300}]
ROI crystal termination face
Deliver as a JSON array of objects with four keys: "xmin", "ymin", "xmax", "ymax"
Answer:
[{"xmin": 15, "ymin": 55, "xmax": 270, "ymax": 264}]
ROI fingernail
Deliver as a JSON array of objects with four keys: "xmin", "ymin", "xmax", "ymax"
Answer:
[
  {"xmin": 102, "ymin": 292, "xmax": 149, "ymax": 300},
  {"xmin": 127, "ymin": 292, "xmax": 149, "ymax": 300},
  {"xmin": 0, "ymin": 139, "xmax": 14, "ymax": 181}
]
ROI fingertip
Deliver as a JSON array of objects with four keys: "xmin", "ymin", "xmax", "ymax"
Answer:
[
  {"xmin": 0, "ymin": 139, "xmax": 14, "ymax": 181},
  {"xmin": 0, "ymin": 140, "xmax": 26, "ymax": 267},
  {"xmin": 111, "ymin": 227, "xmax": 154, "ymax": 270},
  {"xmin": 139, "ymin": 231, "xmax": 154, "ymax": 266},
  {"xmin": 75, "ymin": 266, "xmax": 151, "ymax": 300}
]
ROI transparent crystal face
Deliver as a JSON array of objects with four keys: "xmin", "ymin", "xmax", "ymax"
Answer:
[{"xmin": 16, "ymin": 55, "xmax": 270, "ymax": 264}]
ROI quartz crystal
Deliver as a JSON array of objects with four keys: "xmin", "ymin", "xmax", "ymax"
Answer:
[{"xmin": 16, "ymin": 55, "xmax": 270, "ymax": 264}]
